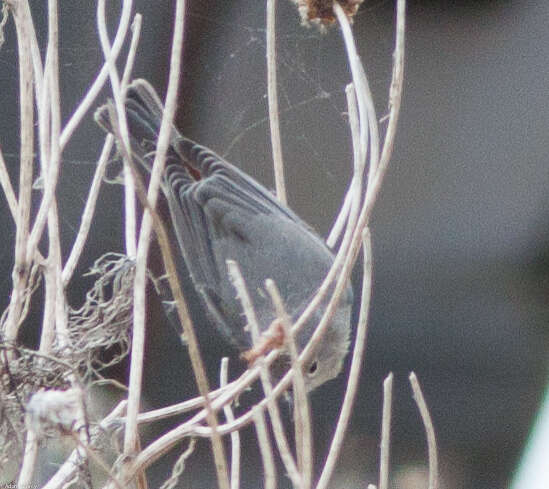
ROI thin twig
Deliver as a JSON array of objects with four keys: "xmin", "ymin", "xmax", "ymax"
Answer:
[
  {"xmin": 25, "ymin": 0, "xmax": 64, "ymax": 267},
  {"xmin": 409, "ymin": 372, "xmax": 439, "ymax": 489},
  {"xmin": 34, "ymin": 0, "xmax": 55, "ymax": 355},
  {"xmin": 17, "ymin": 428, "xmax": 38, "ymax": 488},
  {"xmin": 226, "ymin": 261, "xmax": 302, "ymax": 488},
  {"xmin": 39, "ymin": 262, "xmax": 57, "ymax": 354},
  {"xmin": 326, "ymin": 181, "xmax": 352, "ymax": 248},
  {"xmin": 298, "ymin": 0, "xmax": 407, "ymax": 368},
  {"xmin": 63, "ymin": 10, "xmax": 141, "ymax": 285},
  {"xmin": 285, "ymin": 0, "xmax": 387, "ymax": 359},
  {"xmin": 253, "ymin": 406, "xmax": 277, "ymax": 489},
  {"xmin": 326, "ymin": 83, "xmax": 363, "ymax": 248},
  {"xmin": 158, "ymin": 438, "xmax": 197, "ymax": 489},
  {"xmin": 0, "ymin": 147, "xmax": 18, "ymax": 217},
  {"xmin": 3, "ymin": 0, "xmax": 35, "ymax": 343},
  {"xmin": 68, "ymin": 431, "xmax": 125, "ymax": 489},
  {"xmin": 104, "ymin": 119, "xmax": 230, "ymax": 487},
  {"xmin": 60, "ymin": 0, "xmax": 133, "ymax": 151},
  {"xmin": 0, "ymin": 2, "xmax": 8, "ymax": 49},
  {"xmin": 316, "ymin": 228, "xmax": 373, "ymax": 489},
  {"xmin": 97, "ymin": 0, "xmax": 137, "ymax": 257},
  {"xmin": 266, "ymin": 279, "xmax": 312, "ymax": 489},
  {"xmin": 220, "ymin": 358, "xmax": 240, "ymax": 489},
  {"xmin": 112, "ymin": 387, "xmax": 226, "ymax": 426},
  {"xmin": 40, "ymin": 0, "xmax": 64, "ymax": 357},
  {"xmin": 62, "ymin": 136, "xmax": 113, "ymax": 285},
  {"xmin": 380, "ymin": 373, "xmax": 393, "ymax": 489},
  {"xmin": 0, "ymin": 147, "xmax": 46, "ymax": 262},
  {"xmin": 47, "ymin": 204, "xmax": 90, "ymax": 481},
  {"xmin": 121, "ymin": 13, "xmax": 142, "ymax": 89},
  {"xmin": 286, "ymin": 0, "xmax": 407, "ymax": 368},
  {"xmin": 336, "ymin": 4, "xmax": 378, "ymax": 177},
  {"xmin": 266, "ymin": 0, "xmax": 287, "ymax": 204},
  {"xmin": 100, "ymin": 1, "xmax": 230, "ymax": 486}
]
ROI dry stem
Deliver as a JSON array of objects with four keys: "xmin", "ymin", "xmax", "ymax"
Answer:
[
  {"xmin": 266, "ymin": 0, "xmax": 287, "ymax": 204},
  {"xmin": 253, "ymin": 406, "xmax": 277, "ymax": 489},
  {"xmin": 220, "ymin": 358, "xmax": 241, "ymax": 489},
  {"xmin": 380, "ymin": 373, "xmax": 393, "ymax": 489},
  {"xmin": 227, "ymin": 260, "xmax": 302, "ymax": 487},
  {"xmin": 316, "ymin": 228, "xmax": 373, "ymax": 489},
  {"xmin": 410, "ymin": 372, "xmax": 439, "ymax": 489},
  {"xmin": 266, "ymin": 279, "xmax": 312, "ymax": 489}
]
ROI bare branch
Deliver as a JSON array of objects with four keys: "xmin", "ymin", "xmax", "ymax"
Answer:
[
  {"xmin": 327, "ymin": 83, "xmax": 362, "ymax": 248},
  {"xmin": 62, "ymin": 136, "xmax": 113, "ymax": 285},
  {"xmin": 266, "ymin": 279, "xmax": 312, "ymax": 489},
  {"xmin": 121, "ymin": 13, "xmax": 142, "ymax": 89},
  {"xmin": 226, "ymin": 260, "xmax": 302, "ymax": 488},
  {"xmin": 409, "ymin": 372, "xmax": 439, "ymax": 489},
  {"xmin": 0, "ymin": 147, "xmax": 18, "ymax": 218},
  {"xmin": 97, "ymin": 0, "xmax": 137, "ymax": 257},
  {"xmin": 60, "ymin": 0, "xmax": 133, "ymax": 150},
  {"xmin": 63, "ymin": 9, "xmax": 141, "ymax": 285},
  {"xmin": 220, "ymin": 358, "xmax": 241, "ymax": 489},
  {"xmin": 253, "ymin": 406, "xmax": 277, "ymax": 489},
  {"xmin": 316, "ymin": 228, "xmax": 373, "ymax": 489},
  {"xmin": 266, "ymin": 0, "xmax": 287, "ymax": 204},
  {"xmin": 380, "ymin": 373, "xmax": 393, "ymax": 489},
  {"xmin": 17, "ymin": 428, "xmax": 38, "ymax": 488},
  {"xmin": 3, "ymin": 0, "xmax": 35, "ymax": 343},
  {"xmin": 158, "ymin": 438, "xmax": 197, "ymax": 489}
]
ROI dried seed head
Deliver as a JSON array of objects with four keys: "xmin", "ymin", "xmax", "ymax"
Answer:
[{"xmin": 290, "ymin": 0, "xmax": 364, "ymax": 27}]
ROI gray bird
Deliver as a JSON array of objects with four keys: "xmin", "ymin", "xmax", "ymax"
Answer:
[{"xmin": 95, "ymin": 79, "xmax": 352, "ymax": 392}]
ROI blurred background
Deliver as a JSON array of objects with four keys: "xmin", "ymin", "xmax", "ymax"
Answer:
[{"xmin": 0, "ymin": 0, "xmax": 548, "ymax": 487}]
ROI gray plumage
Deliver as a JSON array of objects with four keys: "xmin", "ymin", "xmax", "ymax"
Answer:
[{"xmin": 95, "ymin": 79, "xmax": 352, "ymax": 392}]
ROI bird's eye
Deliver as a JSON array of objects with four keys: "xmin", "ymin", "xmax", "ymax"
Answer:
[{"xmin": 307, "ymin": 359, "xmax": 318, "ymax": 376}]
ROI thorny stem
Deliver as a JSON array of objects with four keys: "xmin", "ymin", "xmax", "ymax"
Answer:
[
  {"xmin": 227, "ymin": 261, "xmax": 302, "ymax": 487},
  {"xmin": 266, "ymin": 279, "xmax": 312, "ymax": 489}
]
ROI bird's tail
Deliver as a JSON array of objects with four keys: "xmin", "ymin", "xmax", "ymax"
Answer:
[
  {"xmin": 94, "ymin": 79, "xmax": 179, "ymax": 172},
  {"xmin": 95, "ymin": 79, "xmax": 232, "ymax": 185}
]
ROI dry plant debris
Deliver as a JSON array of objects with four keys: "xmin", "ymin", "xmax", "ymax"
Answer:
[
  {"xmin": 0, "ymin": 253, "xmax": 134, "ymax": 468},
  {"xmin": 291, "ymin": 0, "xmax": 364, "ymax": 26}
]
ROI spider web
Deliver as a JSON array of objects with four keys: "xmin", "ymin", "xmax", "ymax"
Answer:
[{"xmin": 181, "ymin": 1, "xmax": 392, "ymax": 235}]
